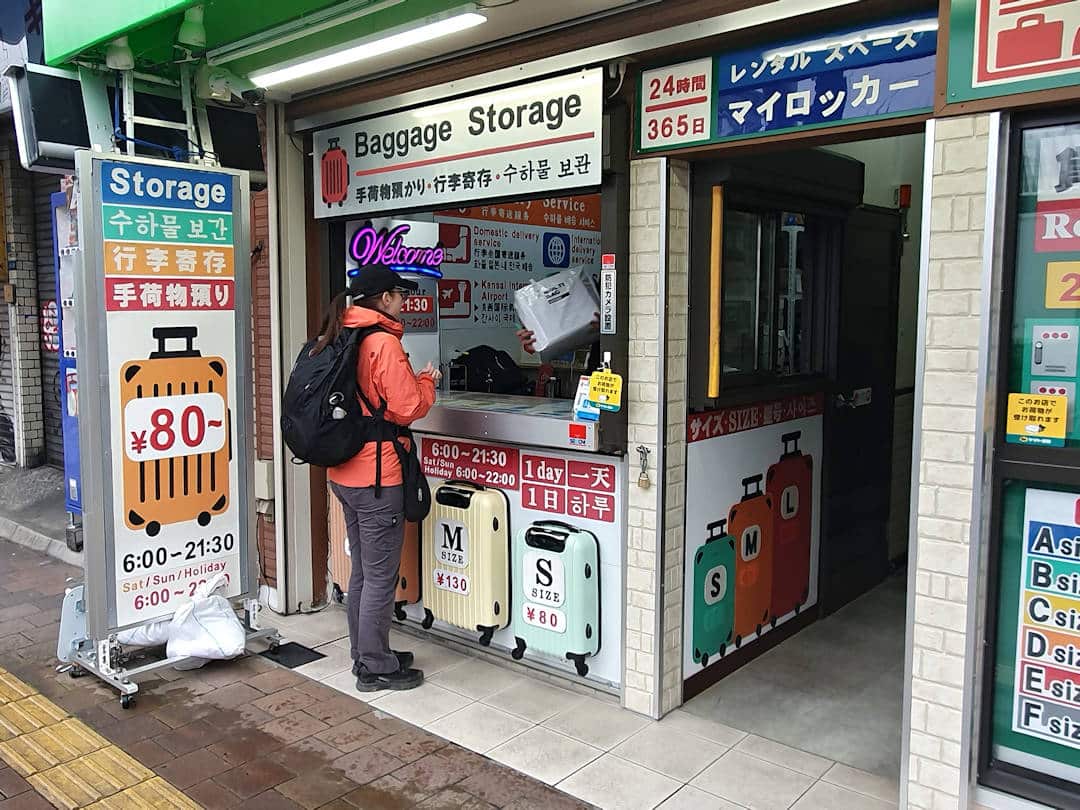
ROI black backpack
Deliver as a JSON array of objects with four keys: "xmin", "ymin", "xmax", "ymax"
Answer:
[
  {"xmin": 281, "ymin": 325, "xmax": 431, "ymax": 520},
  {"xmin": 459, "ymin": 345, "xmax": 524, "ymax": 394}
]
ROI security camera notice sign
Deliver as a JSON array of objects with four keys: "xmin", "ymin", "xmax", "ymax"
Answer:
[{"xmin": 1010, "ymin": 488, "xmax": 1080, "ymax": 755}]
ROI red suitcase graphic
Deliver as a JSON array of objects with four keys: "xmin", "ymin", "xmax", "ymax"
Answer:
[
  {"xmin": 728, "ymin": 475, "xmax": 774, "ymax": 643},
  {"xmin": 766, "ymin": 431, "xmax": 813, "ymax": 624},
  {"xmin": 996, "ymin": 15, "xmax": 1064, "ymax": 69},
  {"xmin": 320, "ymin": 138, "xmax": 349, "ymax": 208}
]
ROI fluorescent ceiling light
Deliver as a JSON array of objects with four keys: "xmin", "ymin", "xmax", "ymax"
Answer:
[{"xmin": 249, "ymin": 9, "xmax": 487, "ymax": 88}]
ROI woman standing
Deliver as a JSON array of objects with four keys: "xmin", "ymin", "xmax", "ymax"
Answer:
[{"xmin": 322, "ymin": 265, "xmax": 440, "ymax": 692}]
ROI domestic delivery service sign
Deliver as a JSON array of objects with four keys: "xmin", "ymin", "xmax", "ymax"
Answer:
[{"xmin": 313, "ymin": 69, "xmax": 603, "ymax": 218}]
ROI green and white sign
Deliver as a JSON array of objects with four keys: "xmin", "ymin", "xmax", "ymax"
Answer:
[{"xmin": 947, "ymin": 0, "xmax": 1080, "ymax": 103}]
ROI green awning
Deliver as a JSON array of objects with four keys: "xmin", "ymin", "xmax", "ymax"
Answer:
[{"xmin": 43, "ymin": 0, "xmax": 463, "ymax": 79}]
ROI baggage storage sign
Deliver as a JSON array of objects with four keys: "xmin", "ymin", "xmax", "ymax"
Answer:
[{"xmin": 75, "ymin": 154, "xmax": 254, "ymax": 634}]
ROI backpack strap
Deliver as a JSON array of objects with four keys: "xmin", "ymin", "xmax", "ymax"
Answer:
[{"xmin": 351, "ymin": 324, "xmax": 402, "ymax": 498}]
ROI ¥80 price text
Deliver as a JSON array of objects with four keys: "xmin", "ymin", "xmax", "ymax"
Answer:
[
  {"xmin": 122, "ymin": 533, "xmax": 235, "ymax": 573},
  {"xmin": 124, "ymin": 392, "xmax": 226, "ymax": 463}
]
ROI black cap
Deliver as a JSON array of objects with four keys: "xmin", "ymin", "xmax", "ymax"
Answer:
[{"xmin": 346, "ymin": 264, "xmax": 419, "ymax": 299}]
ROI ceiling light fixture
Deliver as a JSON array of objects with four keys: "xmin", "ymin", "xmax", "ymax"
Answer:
[
  {"xmin": 177, "ymin": 5, "xmax": 207, "ymax": 50},
  {"xmin": 248, "ymin": 6, "xmax": 486, "ymax": 88},
  {"xmin": 105, "ymin": 37, "xmax": 135, "ymax": 71}
]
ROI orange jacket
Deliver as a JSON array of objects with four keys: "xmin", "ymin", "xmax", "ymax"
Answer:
[{"xmin": 328, "ymin": 306, "xmax": 436, "ymax": 488}]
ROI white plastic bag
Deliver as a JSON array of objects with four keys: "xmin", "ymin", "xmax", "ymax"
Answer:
[
  {"xmin": 514, "ymin": 266, "xmax": 599, "ymax": 358},
  {"xmin": 165, "ymin": 574, "xmax": 246, "ymax": 662},
  {"xmin": 116, "ymin": 620, "xmax": 171, "ymax": 648}
]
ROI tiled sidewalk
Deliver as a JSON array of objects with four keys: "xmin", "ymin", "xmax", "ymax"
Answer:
[
  {"xmin": 274, "ymin": 608, "xmax": 903, "ymax": 810},
  {"xmin": 0, "ymin": 540, "xmax": 589, "ymax": 809}
]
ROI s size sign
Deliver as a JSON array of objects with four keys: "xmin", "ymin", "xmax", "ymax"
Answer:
[
  {"xmin": 524, "ymin": 550, "xmax": 565, "ymax": 607},
  {"xmin": 313, "ymin": 70, "xmax": 603, "ymax": 218}
]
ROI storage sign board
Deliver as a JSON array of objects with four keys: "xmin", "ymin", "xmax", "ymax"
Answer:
[
  {"xmin": 638, "ymin": 16, "xmax": 936, "ymax": 151},
  {"xmin": 75, "ymin": 153, "xmax": 254, "ymax": 634},
  {"xmin": 990, "ymin": 484, "xmax": 1080, "ymax": 787},
  {"xmin": 313, "ymin": 70, "xmax": 603, "ymax": 218},
  {"xmin": 948, "ymin": 0, "xmax": 1080, "ymax": 103}
]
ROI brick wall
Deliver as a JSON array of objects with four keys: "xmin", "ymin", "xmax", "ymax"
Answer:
[
  {"xmin": 906, "ymin": 114, "xmax": 990, "ymax": 810},
  {"xmin": 251, "ymin": 109, "xmax": 276, "ymax": 587},
  {"xmin": 624, "ymin": 158, "xmax": 689, "ymax": 717},
  {"xmin": 0, "ymin": 137, "xmax": 44, "ymax": 468}
]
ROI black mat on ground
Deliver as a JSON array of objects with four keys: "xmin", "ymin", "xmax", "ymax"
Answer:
[{"xmin": 259, "ymin": 642, "xmax": 325, "ymax": 669}]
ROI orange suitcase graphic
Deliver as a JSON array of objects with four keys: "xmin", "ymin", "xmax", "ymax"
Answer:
[
  {"xmin": 766, "ymin": 431, "xmax": 813, "ymax": 624},
  {"xmin": 121, "ymin": 327, "xmax": 229, "ymax": 537},
  {"xmin": 728, "ymin": 474, "xmax": 774, "ymax": 643}
]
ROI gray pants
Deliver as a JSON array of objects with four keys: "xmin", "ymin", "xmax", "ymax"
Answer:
[{"xmin": 330, "ymin": 483, "xmax": 405, "ymax": 675}]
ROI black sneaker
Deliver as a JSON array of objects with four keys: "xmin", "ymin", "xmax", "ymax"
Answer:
[
  {"xmin": 355, "ymin": 666, "xmax": 424, "ymax": 692},
  {"xmin": 353, "ymin": 650, "xmax": 413, "ymax": 676}
]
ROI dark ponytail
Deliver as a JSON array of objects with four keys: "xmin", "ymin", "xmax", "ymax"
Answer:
[{"xmin": 310, "ymin": 291, "xmax": 349, "ymax": 356}]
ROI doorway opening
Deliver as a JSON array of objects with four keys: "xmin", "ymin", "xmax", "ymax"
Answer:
[{"xmin": 680, "ymin": 130, "xmax": 926, "ymax": 782}]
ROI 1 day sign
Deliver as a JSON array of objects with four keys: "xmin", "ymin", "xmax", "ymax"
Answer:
[{"xmin": 75, "ymin": 154, "xmax": 255, "ymax": 635}]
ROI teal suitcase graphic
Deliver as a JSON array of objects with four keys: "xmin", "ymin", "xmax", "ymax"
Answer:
[
  {"xmin": 693, "ymin": 519, "xmax": 736, "ymax": 667},
  {"xmin": 511, "ymin": 520, "xmax": 600, "ymax": 677}
]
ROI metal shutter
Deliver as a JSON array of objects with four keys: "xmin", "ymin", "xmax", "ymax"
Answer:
[
  {"xmin": 34, "ymin": 174, "xmax": 63, "ymax": 468},
  {"xmin": 0, "ymin": 303, "xmax": 16, "ymax": 465}
]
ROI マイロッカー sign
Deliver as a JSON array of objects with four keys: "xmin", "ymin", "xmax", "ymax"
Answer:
[
  {"xmin": 637, "ymin": 16, "xmax": 937, "ymax": 151},
  {"xmin": 75, "ymin": 154, "xmax": 254, "ymax": 633},
  {"xmin": 313, "ymin": 70, "xmax": 603, "ymax": 218},
  {"xmin": 948, "ymin": 0, "xmax": 1080, "ymax": 103}
]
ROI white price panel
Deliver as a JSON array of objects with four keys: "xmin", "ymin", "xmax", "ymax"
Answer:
[
  {"xmin": 639, "ymin": 58, "xmax": 714, "ymax": 151},
  {"xmin": 522, "ymin": 602, "xmax": 566, "ymax": 634},
  {"xmin": 435, "ymin": 519, "xmax": 469, "ymax": 568},
  {"xmin": 433, "ymin": 568, "xmax": 470, "ymax": 596},
  {"xmin": 123, "ymin": 392, "xmax": 227, "ymax": 462},
  {"xmin": 524, "ymin": 550, "xmax": 565, "ymax": 607}
]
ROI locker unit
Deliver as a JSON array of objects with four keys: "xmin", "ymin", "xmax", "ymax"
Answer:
[
  {"xmin": 327, "ymin": 486, "xmax": 420, "ymax": 616},
  {"xmin": 692, "ymin": 519, "xmax": 736, "ymax": 666},
  {"xmin": 120, "ymin": 327, "xmax": 230, "ymax": 536},
  {"xmin": 422, "ymin": 481, "xmax": 510, "ymax": 645},
  {"xmin": 766, "ymin": 431, "xmax": 814, "ymax": 623},
  {"xmin": 728, "ymin": 475, "xmax": 774, "ymax": 643},
  {"xmin": 510, "ymin": 519, "xmax": 600, "ymax": 677}
]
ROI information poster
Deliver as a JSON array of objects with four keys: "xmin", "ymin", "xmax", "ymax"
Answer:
[
  {"xmin": 1007, "ymin": 123, "xmax": 1080, "ymax": 447},
  {"xmin": 384, "ymin": 434, "xmax": 625, "ymax": 687},
  {"xmin": 81, "ymin": 157, "xmax": 251, "ymax": 630},
  {"xmin": 432, "ymin": 196, "xmax": 601, "ymax": 364},
  {"xmin": 683, "ymin": 393, "xmax": 824, "ymax": 684},
  {"xmin": 990, "ymin": 483, "xmax": 1080, "ymax": 787}
]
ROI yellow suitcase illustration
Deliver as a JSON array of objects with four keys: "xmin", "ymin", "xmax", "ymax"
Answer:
[
  {"xmin": 421, "ymin": 480, "xmax": 510, "ymax": 646},
  {"xmin": 121, "ymin": 326, "xmax": 230, "ymax": 537}
]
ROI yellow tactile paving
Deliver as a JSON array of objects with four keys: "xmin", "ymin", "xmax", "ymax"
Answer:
[
  {"xmin": 0, "ymin": 694, "xmax": 69, "ymax": 740},
  {"xmin": 0, "ymin": 717, "xmax": 111, "ymax": 776},
  {"xmin": 84, "ymin": 777, "xmax": 202, "ymax": 809},
  {"xmin": 0, "ymin": 669, "xmax": 37, "ymax": 704},
  {"xmin": 29, "ymin": 746, "xmax": 155, "ymax": 809}
]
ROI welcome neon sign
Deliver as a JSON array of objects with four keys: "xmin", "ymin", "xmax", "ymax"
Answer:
[{"xmin": 348, "ymin": 223, "xmax": 444, "ymax": 279}]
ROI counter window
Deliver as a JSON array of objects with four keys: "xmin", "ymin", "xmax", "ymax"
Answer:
[{"xmin": 721, "ymin": 209, "xmax": 821, "ymax": 380}]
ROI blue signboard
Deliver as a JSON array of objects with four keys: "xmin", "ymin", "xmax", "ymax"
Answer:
[
  {"xmin": 637, "ymin": 16, "xmax": 938, "ymax": 152},
  {"xmin": 100, "ymin": 161, "xmax": 233, "ymax": 212},
  {"xmin": 52, "ymin": 191, "xmax": 81, "ymax": 515},
  {"xmin": 715, "ymin": 17, "xmax": 937, "ymax": 140}
]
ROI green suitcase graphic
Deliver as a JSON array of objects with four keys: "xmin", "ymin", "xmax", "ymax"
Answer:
[
  {"xmin": 693, "ymin": 519, "xmax": 736, "ymax": 668},
  {"xmin": 511, "ymin": 520, "xmax": 600, "ymax": 677}
]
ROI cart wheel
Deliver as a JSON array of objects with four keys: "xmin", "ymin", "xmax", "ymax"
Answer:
[
  {"xmin": 421, "ymin": 609, "xmax": 434, "ymax": 630},
  {"xmin": 478, "ymin": 627, "xmax": 495, "ymax": 647},
  {"xmin": 719, "ymin": 645, "xmax": 726, "ymax": 659},
  {"xmin": 197, "ymin": 512, "xmax": 211, "ymax": 527},
  {"xmin": 120, "ymin": 694, "xmax": 135, "ymax": 710},
  {"xmin": 394, "ymin": 602, "xmax": 406, "ymax": 622},
  {"xmin": 573, "ymin": 658, "xmax": 589, "ymax": 678},
  {"xmin": 512, "ymin": 637, "xmax": 526, "ymax": 660},
  {"xmin": 268, "ymin": 639, "xmax": 280, "ymax": 653},
  {"xmin": 145, "ymin": 522, "xmax": 161, "ymax": 538},
  {"xmin": 700, "ymin": 653, "xmax": 709, "ymax": 668},
  {"xmin": 735, "ymin": 635, "xmax": 742, "ymax": 648},
  {"xmin": 68, "ymin": 665, "xmax": 87, "ymax": 679}
]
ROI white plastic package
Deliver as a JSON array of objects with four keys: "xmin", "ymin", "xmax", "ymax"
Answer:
[
  {"xmin": 514, "ymin": 266, "xmax": 599, "ymax": 358},
  {"xmin": 165, "ymin": 574, "xmax": 246, "ymax": 662},
  {"xmin": 116, "ymin": 621, "xmax": 171, "ymax": 648}
]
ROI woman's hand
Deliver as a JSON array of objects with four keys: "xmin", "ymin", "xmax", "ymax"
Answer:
[
  {"xmin": 420, "ymin": 362, "xmax": 442, "ymax": 384},
  {"xmin": 516, "ymin": 328, "xmax": 538, "ymax": 355}
]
